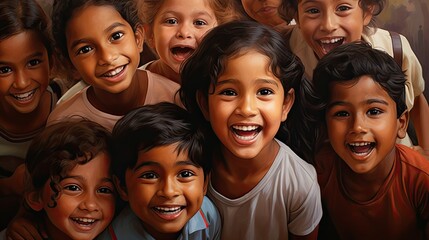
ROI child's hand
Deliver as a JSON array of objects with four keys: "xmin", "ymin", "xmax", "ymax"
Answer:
[
  {"xmin": 411, "ymin": 145, "xmax": 429, "ymax": 160},
  {"xmin": 6, "ymin": 214, "xmax": 43, "ymax": 240}
]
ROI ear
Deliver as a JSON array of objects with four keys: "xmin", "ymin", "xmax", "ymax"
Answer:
[
  {"xmin": 396, "ymin": 110, "xmax": 409, "ymax": 139},
  {"xmin": 134, "ymin": 24, "xmax": 145, "ymax": 53},
  {"xmin": 281, "ymin": 88, "xmax": 295, "ymax": 122},
  {"xmin": 143, "ymin": 24, "xmax": 155, "ymax": 50},
  {"xmin": 25, "ymin": 191, "xmax": 44, "ymax": 212},
  {"xmin": 196, "ymin": 90, "xmax": 210, "ymax": 121},
  {"xmin": 363, "ymin": 4, "xmax": 374, "ymax": 26},
  {"xmin": 113, "ymin": 175, "xmax": 129, "ymax": 202}
]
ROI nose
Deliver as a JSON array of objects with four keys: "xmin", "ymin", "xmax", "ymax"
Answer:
[
  {"xmin": 78, "ymin": 192, "xmax": 99, "ymax": 212},
  {"xmin": 97, "ymin": 45, "xmax": 118, "ymax": 66},
  {"xmin": 320, "ymin": 12, "xmax": 338, "ymax": 33},
  {"xmin": 12, "ymin": 69, "xmax": 31, "ymax": 89},
  {"xmin": 235, "ymin": 94, "xmax": 258, "ymax": 117},
  {"xmin": 157, "ymin": 177, "xmax": 180, "ymax": 199},
  {"xmin": 349, "ymin": 114, "xmax": 367, "ymax": 134},
  {"xmin": 176, "ymin": 23, "xmax": 192, "ymax": 39}
]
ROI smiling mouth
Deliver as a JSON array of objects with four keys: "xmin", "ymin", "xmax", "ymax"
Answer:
[
  {"xmin": 153, "ymin": 206, "xmax": 185, "ymax": 215},
  {"xmin": 232, "ymin": 125, "xmax": 262, "ymax": 141},
  {"xmin": 12, "ymin": 89, "xmax": 37, "ymax": 101},
  {"xmin": 71, "ymin": 217, "xmax": 97, "ymax": 226},
  {"xmin": 101, "ymin": 65, "xmax": 125, "ymax": 77},
  {"xmin": 171, "ymin": 47, "xmax": 194, "ymax": 60},
  {"xmin": 348, "ymin": 142, "xmax": 375, "ymax": 156},
  {"xmin": 320, "ymin": 37, "xmax": 344, "ymax": 54}
]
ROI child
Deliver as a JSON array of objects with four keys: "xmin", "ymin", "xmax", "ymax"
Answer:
[
  {"xmin": 312, "ymin": 41, "xmax": 429, "ymax": 239},
  {"xmin": 138, "ymin": 0, "xmax": 236, "ymax": 84},
  {"xmin": 179, "ymin": 20, "xmax": 322, "ymax": 239},
  {"xmin": 0, "ymin": 0, "xmax": 59, "ymax": 229},
  {"xmin": 237, "ymin": 0, "xmax": 294, "ymax": 29},
  {"xmin": 1, "ymin": 119, "xmax": 116, "ymax": 240},
  {"xmin": 47, "ymin": 0, "xmax": 182, "ymax": 131},
  {"xmin": 97, "ymin": 102, "xmax": 221, "ymax": 239},
  {"xmin": 281, "ymin": 0, "xmax": 429, "ymax": 158}
]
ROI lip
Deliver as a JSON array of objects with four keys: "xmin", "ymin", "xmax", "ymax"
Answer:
[
  {"xmin": 258, "ymin": 6, "xmax": 277, "ymax": 15},
  {"xmin": 170, "ymin": 44, "xmax": 195, "ymax": 62},
  {"xmin": 347, "ymin": 141, "xmax": 375, "ymax": 160},
  {"xmin": 317, "ymin": 37, "xmax": 345, "ymax": 56},
  {"xmin": 98, "ymin": 64, "xmax": 127, "ymax": 83},
  {"xmin": 10, "ymin": 88, "xmax": 38, "ymax": 104},
  {"xmin": 230, "ymin": 124, "xmax": 262, "ymax": 145},
  {"xmin": 70, "ymin": 217, "xmax": 100, "ymax": 232}
]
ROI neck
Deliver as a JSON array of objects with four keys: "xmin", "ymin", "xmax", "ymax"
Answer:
[{"xmin": 148, "ymin": 60, "xmax": 180, "ymax": 84}]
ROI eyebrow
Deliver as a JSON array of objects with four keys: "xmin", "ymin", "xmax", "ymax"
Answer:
[
  {"xmin": 133, "ymin": 160, "xmax": 200, "ymax": 172},
  {"xmin": 61, "ymin": 175, "xmax": 113, "ymax": 183},
  {"xmin": 216, "ymin": 78, "xmax": 279, "ymax": 87},
  {"xmin": 69, "ymin": 22, "xmax": 127, "ymax": 50},
  {"xmin": 327, "ymin": 98, "xmax": 389, "ymax": 109},
  {"xmin": 0, "ymin": 52, "xmax": 45, "ymax": 65}
]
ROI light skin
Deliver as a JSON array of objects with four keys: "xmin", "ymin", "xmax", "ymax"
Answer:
[
  {"xmin": 65, "ymin": 5, "xmax": 145, "ymax": 115},
  {"xmin": 116, "ymin": 143, "xmax": 207, "ymax": 240},
  {"xmin": 241, "ymin": 0, "xmax": 285, "ymax": 27},
  {"xmin": 144, "ymin": 0, "xmax": 218, "ymax": 83},
  {"xmin": 326, "ymin": 76, "xmax": 408, "ymax": 202},
  {"xmin": 296, "ymin": 0, "xmax": 373, "ymax": 59},
  {"xmin": 26, "ymin": 152, "xmax": 116, "ymax": 240}
]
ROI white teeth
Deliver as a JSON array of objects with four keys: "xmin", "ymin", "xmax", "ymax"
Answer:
[
  {"xmin": 320, "ymin": 38, "xmax": 343, "ymax": 44},
  {"xmin": 349, "ymin": 142, "xmax": 371, "ymax": 147},
  {"xmin": 72, "ymin": 218, "xmax": 96, "ymax": 223},
  {"xmin": 104, "ymin": 66, "xmax": 124, "ymax": 77},
  {"xmin": 13, "ymin": 89, "xmax": 36, "ymax": 101},
  {"xmin": 232, "ymin": 125, "xmax": 259, "ymax": 131}
]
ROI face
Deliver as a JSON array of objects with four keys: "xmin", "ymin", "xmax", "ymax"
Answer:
[
  {"xmin": 297, "ymin": 0, "xmax": 373, "ymax": 59},
  {"xmin": 241, "ymin": 0, "xmax": 284, "ymax": 27},
  {"xmin": 36, "ymin": 152, "xmax": 115, "ymax": 240},
  {"xmin": 326, "ymin": 76, "xmax": 408, "ymax": 174},
  {"xmin": 204, "ymin": 50, "xmax": 293, "ymax": 160},
  {"xmin": 146, "ymin": 0, "xmax": 218, "ymax": 74},
  {"xmin": 118, "ymin": 143, "xmax": 207, "ymax": 239},
  {"xmin": 0, "ymin": 31, "xmax": 50, "ymax": 114},
  {"xmin": 66, "ymin": 5, "xmax": 144, "ymax": 94}
]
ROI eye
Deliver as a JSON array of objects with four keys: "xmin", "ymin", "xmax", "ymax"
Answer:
[
  {"xmin": 334, "ymin": 111, "xmax": 349, "ymax": 117},
  {"xmin": 27, "ymin": 59, "xmax": 42, "ymax": 67},
  {"xmin": 337, "ymin": 5, "xmax": 351, "ymax": 12},
  {"xmin": 77, "ymin": 45, "xmax": 93, "ymax": 55},
  {"xmin": 258, "ymin": 88, "xmax": 273, "ymax": 96},
  {"xmin": 63, "ymin": 184, "xmax": 81, "ymax": 191},
  {"xmin": 194, "ymin": 19, "xmax": 208, "ymax": 26},
  {"xmin": 306, "ymin": 8, "xmax": 320, "ymax": 14},
  {"xmin": 111, "ymin": 32, "xmax": 124, "ymax": 41},
  {"xmin": 178, "ymin": 170, "xmax": 195, "ymax": 178},
  {"xmin": 140, "ymin": 172, "xmax": 158, "ymax": 179},
  {"xmin": 165, "ymin": 18, "xmax": 178, "ymax": 25},
  {"xmin": 219, "ymin": 89, "xmax": 237, "ymax": 96},
  {"xmin": 367, "ymin": 108, "xmax": 383, "ymax": 116},
  {"xmin": 98, "ymin": 187, "xmax": 114, "ymax": 194},
  {"xmin": 0, "ymin": 66, "xmax": 12, "ymax": 74}
]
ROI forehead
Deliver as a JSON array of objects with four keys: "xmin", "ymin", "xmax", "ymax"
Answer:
[{"xmin": 157, "ymin": 0, "xmax": 216, "ymax": 17}]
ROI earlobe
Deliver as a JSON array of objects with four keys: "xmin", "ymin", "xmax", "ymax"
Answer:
[
  {"xmin": 397, "ymin": 110, "xmax": 409, "ymax": 139},
  {"xmin": 281, "ymin": 88, "xmax": 295, "ymax": 121},
  {"xmin": 113, "ymin": 175, "xmax": 129, "ymax": 202},
  {"xmin": 196, "ymin": 91, "xmax": 210, "ymax": 121},
  {"xmin": 25, "ymin": 191, "xmax": 44, "ymax": 212}
]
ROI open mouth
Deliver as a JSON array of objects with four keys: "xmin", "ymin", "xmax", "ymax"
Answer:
[
  {"xmin": 171, "ymin": 46, "xmax": 194, "ymax": 60},
  {"xmin": 231, "ymin": 125, "xmax": 262, "ymax": 141},
  {"xmin": 101, "ymin": 65, "xmax": 125, "ymax": 78},
  {"xmin": 12, "ymin": 89, "xmax": 37, "ymax": 101},
  {"xmin": 153, "ymin": 206, "xmax": 185, "ymax": 215},
  {"xmin": 71, "ymin": 217, "xmax": 97, "ymax": 226},
  {"xmin": 320, "ymin": 37, "xmax": 344, "ymax": 54},
  {"xmin": 348, "ymin": 142, "xmax": 375, "ymax": 156}
]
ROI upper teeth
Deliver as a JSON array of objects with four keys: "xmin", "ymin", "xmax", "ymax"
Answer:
[
  {"xmin": 104, "ymin": 66, "xmax": 124, "ymax": 77},
  {"xmin": 320, "ymin": 38, "xmax": 342, "ymax": 44},
  {"xmin": 349, "ymin": 142, "xmax": 371, "ymax": 146},
  {"xmin": 232, "ymin": 125, "xmax": 258, "ymax": 131},
  {"xmin": 72, "ymin": 218, "xmax": 95, "ymax": 223},
  {"xmin": 13, "ymin": 89, "xmax": 36, "ymax": 100},
  {"xmin": 155, "ymin": 207, "xmax": 181, "ymax": 212}
]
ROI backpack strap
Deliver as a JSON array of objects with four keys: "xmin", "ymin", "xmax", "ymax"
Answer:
[{"xmin": 389, "ymin": 31, "xmax": 403, "ymax": 67}]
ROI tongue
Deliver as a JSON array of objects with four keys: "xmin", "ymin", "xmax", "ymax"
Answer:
[
  {"xmin": 351, "ymin": 145, "xmax": 371, "ymax": 154},
  {"xmin": 173, "ymin": 48, "xmax": 192, "ymax": 60},
  {"xmin": 322, "ymin": 42, "xmax": 342, "ymax": 54},
  {"xmin": 235, "ymin": 130, "xmax": 256, "ymax": 137}
]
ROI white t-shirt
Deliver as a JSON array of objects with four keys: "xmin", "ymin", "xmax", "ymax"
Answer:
[{"xmin": 207, "ymin": 139, "xmax": 322, "ymax": 239}]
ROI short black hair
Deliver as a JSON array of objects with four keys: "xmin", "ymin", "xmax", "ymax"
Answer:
[{"xmin": 110, "ymin": 102, "xmax": 211, "ymax": 185}]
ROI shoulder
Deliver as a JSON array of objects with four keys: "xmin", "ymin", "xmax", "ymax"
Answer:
[
  {"xmin": 47, "ymin": 87, "xmax": 89, "ymax": 124},
  {"xmin": 396, "ymin": 144, "xmax": 429, "ymax": 176},
  {"xmin": 277, "ymin": 140, "xmax": 317, "ymax": 179}
]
